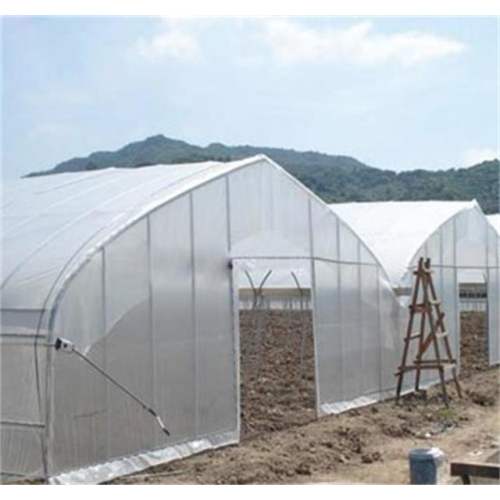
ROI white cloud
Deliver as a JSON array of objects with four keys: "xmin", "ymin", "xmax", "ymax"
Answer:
[
  {"xmin": 136, "ymin": 20, "xmax": 201, "ymax": 62},
  {"xmin": 260, "ymin": 20, "xmax": 466, "ymax": 67},
  {"xmin": 463, "ymin": 148, "xmax": 497, "ymax": 166}
]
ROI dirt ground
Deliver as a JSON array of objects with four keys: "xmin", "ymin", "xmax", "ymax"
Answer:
[
  {"xmin": 113, "ymin": 310, "xmax": 499, "ymax": 485},
  {"xmin": 239, "ymin": 310, "xmax": 316, "ymax": 439},
  {"xmin": 460, "ymin": 311, "xmax": 490, "ymax": 378}
]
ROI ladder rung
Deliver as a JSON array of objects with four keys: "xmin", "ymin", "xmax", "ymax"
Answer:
[
  {"xmin": 395, "ymin": 366, "xmax": 416, "ymax": 375},
  {"xmin": 409, "ymin": 304, "xmax": 427, "ymax": 312},
  {"xmin": 414, "ymin": 360, "xmax": 457, "ymax": 368},
  {"xmin": 395, "ymin": 362, "xmax": 454, "ymax": 374},
  {"xmin": 429, "ymin": 299, "xmax": 441, "ymax": 306},
  {"xmin": 407, "ymin": 333, "xmax": 422, "ymax": 341},
  {"xmin": 413, "ymin": 269, "xmax": 434, "ymax": 275},
  {"xmin": 436, "ymin": 331, "xmax": 448, "ymax": 338},
  {"xmin": 397, "ymin": 364, "xmax": 445, "ymax": 372},
  {"xmin": 415, "ymin": 358, "xmax": 456, "ymax": 363}
]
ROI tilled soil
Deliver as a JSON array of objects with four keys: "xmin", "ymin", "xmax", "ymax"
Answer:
[
  {"xmin": 460, "ymin": 311, "xmax": 489, "ymax": 378},
  {"xmin": 114, "ymin": 309, "xmax": 499, "ymax": 485},
  {"xmin": 240, "ymin": 310, "xmax": 315, "ymax": 439},
  {"xmin": 115, "ymin": 368, "xmax": 498, "ymax": 485}
]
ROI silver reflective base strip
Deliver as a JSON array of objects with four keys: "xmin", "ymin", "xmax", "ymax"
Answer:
[
  {"xmin": 320, "ymin": 379, "xmax": 439, "ymax": 416},
  {"xmin": 321, "ymin": 395, "xmax": 382, "ymax": 416},
  {"xmin": 48, "ymin": 429, "xmax": 238, "ymax": 485},
  {"xmin": 1, "ymin": 471, "xmax": 42, "ymax": 484}
]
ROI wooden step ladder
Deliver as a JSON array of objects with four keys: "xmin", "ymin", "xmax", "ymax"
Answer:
[{"xmin": 395, "ymin": 257, "xmax": 462, "ymax": 406}]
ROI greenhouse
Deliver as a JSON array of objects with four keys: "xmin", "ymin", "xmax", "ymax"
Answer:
[
  {"xmin": 1, "ymin": 155, "xmax": 409, "ymax": 484},
  {"xmin": 3, "ymin": 156, "xmax": 497, "ymax": 484},
  {"xmin": 329, "ymin": 201, "xmax": 500, "ymax": 368}
]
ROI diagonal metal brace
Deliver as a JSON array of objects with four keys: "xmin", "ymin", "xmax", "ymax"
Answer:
[{"xmin": 54, "ymin": 337, "xmax": 170, "ymax": 436}]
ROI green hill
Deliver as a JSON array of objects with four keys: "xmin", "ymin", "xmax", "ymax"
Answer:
[{"xmin": 27, "ymin": 135, "xmax": 499, "ymax": 214}]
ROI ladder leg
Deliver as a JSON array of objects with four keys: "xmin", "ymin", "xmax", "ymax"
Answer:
[
  {"xmin": 396, "ymin": 259, "xmax": 423, "ymax": 402},
  {"xmin": 424, "ymin": 268, "xmax": 450, "ymax": 407},
  {"xmin": 428, "ymin": 272, "xmax": 462, "ymax": 399},
  {"xmin": 414, "ymin": 306, "xmax": 427, "ymax": 392},
  {"xmin": 438, "ymin": 320, "xmax": 462, "ymax": 398}
]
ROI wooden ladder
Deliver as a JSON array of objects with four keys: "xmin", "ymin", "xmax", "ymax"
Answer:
[{"xmin": 395, "ymin": 257, "xmax": 462, "ymax": 406}]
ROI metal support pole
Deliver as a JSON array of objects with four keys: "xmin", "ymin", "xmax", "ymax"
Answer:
[
  {"xmin": 54, "ymin": 338, "xmax": 170, "ymax": 436},
  {"xmin": 291, "ymin": 271, "xmax": 307, "ymax": 380}
]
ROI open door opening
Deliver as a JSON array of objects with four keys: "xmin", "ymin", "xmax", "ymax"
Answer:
[
  {"xmin": 458, "ymin": 270, "xmax": 489, "ymax": 377},
  {"xmin": 235, "ymin": 263, "xmax": 316, "ymax": 440}
]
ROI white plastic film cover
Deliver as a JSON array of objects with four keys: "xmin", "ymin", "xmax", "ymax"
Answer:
[
  {"xmin": 192, "ymin": 179, "xmax": 236, "ymax": 438},
  {"xmin": 310, "ymin": 202, "xmax": 403, "ymax": 414},
  {"xmin": 150, "ymin": 195, "xmax": 196, "ymax": 443},
  {"xmin": 313, "ymin": 259, "xmax": 343, "ymax": 410},
  {"xmin": 47, "ymin": 183, "xmax": 238, "ymax": 483},
  {"xmin": 488, "ymin": 214, "xmax": 500, "ymax": 234},
  {"xmin": 0, "ymin": 341, "xmax": 47, "ymax": 478},
  {"xmin": 229, "ymin": 161, "xmax": 311, "ymax": 258},
  {"xmin": 487, "ymin": 220, "xmax": 500, "ymax": 364},
  {"xmin": 1, "ymin": 158, "xmax": 254, "ymax": 313}
]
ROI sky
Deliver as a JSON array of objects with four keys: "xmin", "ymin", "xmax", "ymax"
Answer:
[{"xmin": 1, "ymin": 16, "xmax": 499, "ymax": 179}]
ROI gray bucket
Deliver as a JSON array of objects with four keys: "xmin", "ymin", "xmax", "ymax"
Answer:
[{"xmin": 409, "ymin": 448, "xmax": 444, "ymax": 484}]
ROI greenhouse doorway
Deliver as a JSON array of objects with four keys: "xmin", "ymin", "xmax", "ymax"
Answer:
[
  {"xmin": 458, "ymin": 270, "xmax": 489, "ymax": 377},
  {"xmin": 233, "ymin": 262, "xmax": 316, "ymax": 440}
]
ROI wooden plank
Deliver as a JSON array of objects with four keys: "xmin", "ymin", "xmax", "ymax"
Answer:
[
  {"xmin": 450, "ymin": 461, "xmax": 500, "ymax": 481},
  {"xmin": 415, "ymin": 359, "xmax": 456, "ymax": 365},
  {"xmin": 409, "ymin": 304, "xmax": 428, "ymax": 313},
  {"xmin": 408, "ymin": 333, "xmax": 422, "ymax": 341}
]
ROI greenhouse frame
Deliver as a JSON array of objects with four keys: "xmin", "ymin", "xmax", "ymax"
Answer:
[
  {"xmin": 330, "ymin": 201, "xmax": 500, "ymax": 367},
  {"xmin": 1, "ymin": 156, "xmax": 497, "ymax": 484}
]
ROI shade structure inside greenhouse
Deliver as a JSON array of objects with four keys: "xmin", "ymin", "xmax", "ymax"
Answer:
[
  {"xmin": 238, "ymin": 267, "xmax": 312, "ymax": 310},
  {"xmin": 329, "ymin": 201, "xmax": 500, "ymax": 368}
]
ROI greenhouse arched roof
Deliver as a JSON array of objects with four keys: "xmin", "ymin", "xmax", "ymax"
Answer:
[
  {"xmin": 329, "ymin": 200, "xmax": 479, "ymax": 287},
  {"xmin": 0, "ymin": 156, "xmax": 274, "ymax": 311}
]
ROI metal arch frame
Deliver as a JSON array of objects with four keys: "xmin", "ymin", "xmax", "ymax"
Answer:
[{"xmin": 307, "ymin": 198, "xmax": 321, "ymax": 417}]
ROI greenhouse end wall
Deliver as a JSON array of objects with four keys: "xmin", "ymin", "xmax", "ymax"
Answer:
[
  {"xmin": 404, "ymin": 206, "xmax": 500, "ymax": 369},
  {"xmin": 48, "ymin": 180, "xmax": 237, "ymax": 483}
]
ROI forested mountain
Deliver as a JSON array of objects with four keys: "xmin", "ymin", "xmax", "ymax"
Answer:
[{"xmin": 28, "ymin": 135, "xmax": 499, "ymax": 214}]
